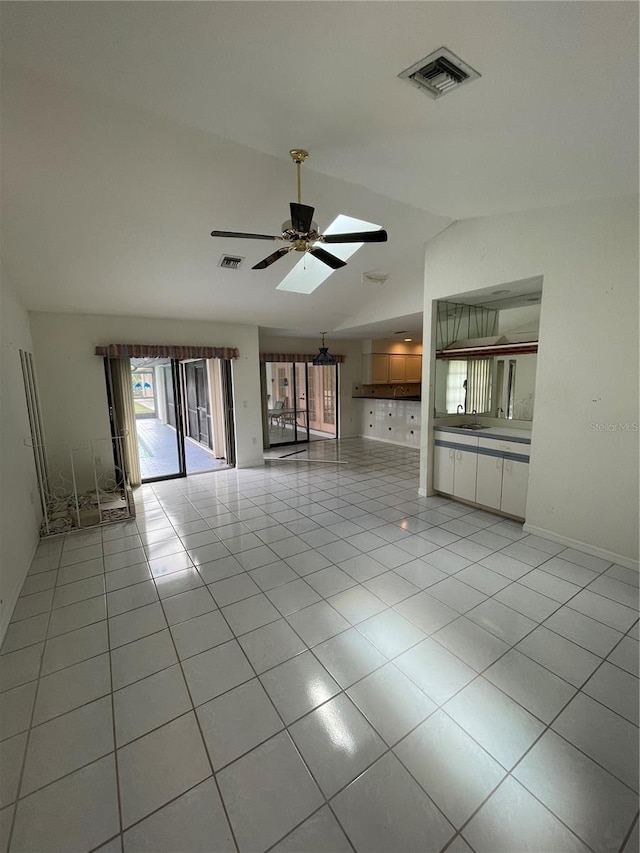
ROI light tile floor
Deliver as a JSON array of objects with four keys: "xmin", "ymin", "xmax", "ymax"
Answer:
[{"xmin": 1, "ymin": 438, "xmax": 638, "ymax": 853}]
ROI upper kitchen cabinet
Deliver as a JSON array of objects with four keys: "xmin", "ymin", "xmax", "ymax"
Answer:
[
  {"xmin": 405, "ymin": 355, "xmax": 423, "ymax": 382},
  {"xmin": 371, "ymin": 354, "xmax": 390, "ymax": 383},
  {"xmin": 367, "ymin": 353, "xmax": 423, "ymax": 384}
]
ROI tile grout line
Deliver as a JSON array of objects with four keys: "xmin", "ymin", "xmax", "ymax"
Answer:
[
  {"xmin": 106, "ymin": 565, "xmax": 126, "ymax": 853},
  {"xmin": 5, "ymin": 543, "xmax": 63, "ymax": 853}
]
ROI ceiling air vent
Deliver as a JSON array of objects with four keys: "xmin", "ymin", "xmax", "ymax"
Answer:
[
  {"xmin": 218, "ymin": 254, "xmax": 244, "ymax": 270},
  {"xmin": 399, "ymin": 47, "xmax": 480, "ymax": 100},
  {"xmin": 362, "ymin": 271, "xmax": 389, "ymax": 285}
]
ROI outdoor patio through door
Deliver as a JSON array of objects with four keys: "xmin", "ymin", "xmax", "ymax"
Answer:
[{"xmin": 127, "ymin": 357, "xmax": 233, "ymax": 482}]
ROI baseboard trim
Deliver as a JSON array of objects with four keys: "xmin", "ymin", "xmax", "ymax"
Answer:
[
  {"xmin": 0, "ymin": 537, "xmax": 40, "ymax": 646},
  {"xmin": 522, "ymin": 523, "xmax": 639, "ymax": 572}
]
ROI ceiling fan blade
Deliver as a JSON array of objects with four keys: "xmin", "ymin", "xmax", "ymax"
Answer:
[
  {"xmin": 322, "ymin": 229, "xmax": 388, "ymax": 244},
  {"xmin": 211, "ymin": 230, "xmax": 280, "ymax": 241},
  {"xmin": 252, "ymin": 247, "xmax": 291, "ymax": 270},
  {"xmin": 308, "ymin": 246, "xmax": 347, "ymax": 270},
  {"xmin": 290, "ymin": 203, "xmax": 315, "ymax": 233}
]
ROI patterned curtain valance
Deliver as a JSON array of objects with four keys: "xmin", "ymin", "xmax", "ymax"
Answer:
[
  {"xmin": 260, "ymin": 352, "xmax": 345, "ymax": 364},
  {"xmin": 95, "ymin": 344, "xmax": 240, "ymax": 360}
]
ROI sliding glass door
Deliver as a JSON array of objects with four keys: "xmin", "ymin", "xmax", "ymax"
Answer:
[
  {"xmin": 106, "ymin": 356, "xmax": 236, "ymax": 484},
  {"xmin": 131, "ymin": 358, "xmax": 185, "ymax": 480},
  {"xmin": 264, "ymin": 361, "xmax": 338, "ymax": 447}
]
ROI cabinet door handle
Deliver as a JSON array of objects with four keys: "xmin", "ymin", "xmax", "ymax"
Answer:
[
  {"xmin": 449, "ymin": 449, "xmax": 455, "ymax": 460},
  {"xmin": 496, "ymin": 458, "xmax": 502, "ymax": 469},
  {"xmin": 456, "ymin": 451, "xmax": 462, "ymax": 460},
  {"xmin": 505, "ymin": 460, "xmax": 512, "ymax": 472}
]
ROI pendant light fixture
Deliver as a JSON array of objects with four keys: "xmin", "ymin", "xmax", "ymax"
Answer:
[{"xmin": 312, "ymin": 332, "xmax": 336, "ymax": 366}]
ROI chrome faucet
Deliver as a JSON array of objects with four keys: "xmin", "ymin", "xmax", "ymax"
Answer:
[
  {"xmin": 472, "ymin": 409, "xmax": 479, "ymax": 426},
  {"xmin": 456, "ymin": 404, "xmax": 464, "ymax": 414}
]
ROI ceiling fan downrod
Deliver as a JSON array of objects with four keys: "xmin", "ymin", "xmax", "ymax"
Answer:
[{"xmin": 290, "ymin": 149, "xmax": 309, "ymax": 204}]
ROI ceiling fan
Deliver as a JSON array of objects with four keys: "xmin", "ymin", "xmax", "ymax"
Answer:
[{"xmin": 211, "ymin": 149, "xmax": 388, "ymax": 271}]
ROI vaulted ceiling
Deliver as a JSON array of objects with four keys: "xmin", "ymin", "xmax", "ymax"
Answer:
[{"xmin": 1, "ymin": 2, "xmax": 637, "ymax": 337}]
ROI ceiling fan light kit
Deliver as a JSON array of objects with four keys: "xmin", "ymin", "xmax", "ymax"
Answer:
[{"xmin": 211, "ymin": 149, "xmax": 387, "ymax": 275}]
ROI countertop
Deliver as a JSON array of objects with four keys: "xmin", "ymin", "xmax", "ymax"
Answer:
[{"xmin": 434, "ymin": 425, "xmax": 532, "ymax": 443}]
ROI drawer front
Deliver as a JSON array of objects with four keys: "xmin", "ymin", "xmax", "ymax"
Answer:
[
  {"xmin": 435, "ymin": 431, "xmax": 480, "ymax": 449},
  {"xmin": 478, "ymin": 436, "xmax": 531, "ymax": 458}
]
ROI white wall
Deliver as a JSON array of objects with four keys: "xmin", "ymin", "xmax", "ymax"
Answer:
[
  {"xmin": 0, "ymin": 279, "xmax": 42, "ymax": 641},
  {"xmin": 422, "ymin": 195, "xmax": 639, "ymax": 566},
  {"xmin": 29, "ymin": 313, "xmax": 264, "ymax": 484},
  {"xmin": 370, "ymin": 340, "xmax": 423, "ymax": 356},
  {"xmin": 258, "ymin": 333, "xmax": 364, "ymax": 438}
]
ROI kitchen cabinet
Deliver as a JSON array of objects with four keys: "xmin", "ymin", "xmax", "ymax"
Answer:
[
  {"xmin": 453, "ymin": 449, "xmax": 478, "ymax": 502},
  {"xmin": 475, "ymin": 454, "xmax": 503, "ymax": 510},
  {"xmin": 433, "ymin": 445, "xmax": 455, "ymax": 494},
  {"xmin": 433, "ymin": 427, "xmax": 530, "ymax": 519},
  {"xmin": 405, "ymin": 355, "xmax": 422, "ymax": 382},
  {"xmin": 433, "ymin": 435, "xmax": 478, "ymax": 501},
  {"xmin": 388, "ymin": 354, "xmax": 406, "ymax": 382},
  {"xmin": 369, "ymin": 353, "xmax": 422, "ymax": 383},
  {"xmin": 500, "ymin": 458, "xmax": 529, "ymax": 517},
  {"xmin": 371, "ymin": 354, "xmax": 389, "ymax": 383}
]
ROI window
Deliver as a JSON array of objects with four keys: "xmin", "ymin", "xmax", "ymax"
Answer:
[{"xmin": 445, "ymin": 360, "xmax": 467, "ymax": 413}]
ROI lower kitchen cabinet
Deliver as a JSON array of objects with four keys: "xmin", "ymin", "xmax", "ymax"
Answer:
[
  {"xmin": 453, "ymin": 449, "xmax": 478, "ymax": 502},
  {"xmin": 433, "ymin": 445, "xmax": 455, "ymax": 494},
  {"xmin": 475, "ymin": 454, "xmax": 503, "ymax": 510},
  {"xmin": 433, "ymin": 430, "xmax": 530, "ymax": 519},
  {"xmin": 500, "ymin": 458, "xmax": 529, "ymax": 517}
]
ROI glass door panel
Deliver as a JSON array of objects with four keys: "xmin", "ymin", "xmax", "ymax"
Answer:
[
  {"xmin": 181, "ymin": 359, "xmax": 227, "ymax": 475},
  {"xmin": 266, "ymin": 362, "xmax": 294, "ymax": 446},
  {"xmin": 264, "ymin": 361, "xmax": 310, "ymax": 447},
  {"xmin": 307, "ymin": 364, "xmax": 338, "ymax": 440},
  {"xmin": 131, "ymin": 357, "xmax": 184, "ymax": 481}
]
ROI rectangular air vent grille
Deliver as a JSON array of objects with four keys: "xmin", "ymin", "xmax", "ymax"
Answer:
[
  {"xmin": 218, "ymin": 255, "xmax": 244, "ymax": 269},
  {"xmin": 399, "ymin": 47, "xmax": 480, "ymax": 100}
]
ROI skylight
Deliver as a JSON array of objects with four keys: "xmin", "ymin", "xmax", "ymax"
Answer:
[{"xmin": 276, "ymin": 214, "xmax": 382, "ymax": 294}]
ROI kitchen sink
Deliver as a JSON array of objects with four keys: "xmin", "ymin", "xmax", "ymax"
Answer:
[{"xmin": 458, "ymin": 424, "xmax": 489, "ymax": 430}]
